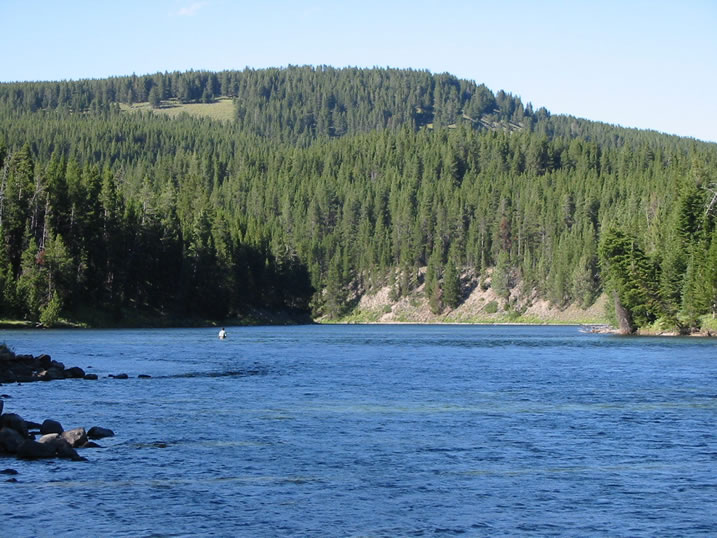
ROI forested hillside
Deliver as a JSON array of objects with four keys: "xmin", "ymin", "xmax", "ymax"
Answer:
[{"xmin": 1, "ymin": 66, "xmax": 716, "ymax": 330}]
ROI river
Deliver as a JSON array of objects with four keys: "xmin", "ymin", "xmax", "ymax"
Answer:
[{"xmin": 1, "ymin": 325, "xmax": 715, "ymax": 536}]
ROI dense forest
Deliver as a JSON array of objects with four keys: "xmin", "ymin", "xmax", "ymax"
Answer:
[{"xmin": 1, "ymin": 66, "xmax": 716, "ymax": 330}]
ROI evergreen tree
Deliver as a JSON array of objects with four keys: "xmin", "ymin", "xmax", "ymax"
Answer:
[
  {"xmin": 148, "ymin": 86, "xmax": 161, "ymax": 109},
  {"xmin": 16, "ymin": 236, "xmax": 44, "ymax": 320},
  {"xmin": 492, "ymin": 250, "xmax": 511, "ymax": 300},
  {"xmin": 442, "ymin": 258, "xmax": 460, "ymax": 309},
  {"xmin": 598, "ymin": 227, "xmax": 661, "ymax": 332}
]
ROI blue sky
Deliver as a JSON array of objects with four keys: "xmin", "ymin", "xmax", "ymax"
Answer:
[{"xmin": 1, "ymin": 0, "xmax": 715, "ymax": 142}]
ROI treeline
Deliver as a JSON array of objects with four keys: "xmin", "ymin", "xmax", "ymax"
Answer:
[
  {"xmin": 0, "ymin": 66, "xmax": 716, "ymax": 329},
  {"xmin": 0, "ymin": 137, "xmax": 314, "ymax": 325},
  {"xmin": 0, "ymin": 66, "xmax": 531, "ymax": 145}
]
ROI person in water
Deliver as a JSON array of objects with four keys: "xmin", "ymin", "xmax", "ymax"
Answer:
[{"xmin": 218, "ymin": 328, "xmax": 227, "ymax": 339}]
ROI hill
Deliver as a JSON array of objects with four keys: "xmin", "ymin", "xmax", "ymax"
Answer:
[{"xmin": 0, "ymin": 66, "xmax": 716, "ymax": 331}]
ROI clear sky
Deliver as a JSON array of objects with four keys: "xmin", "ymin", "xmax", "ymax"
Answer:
[{"xmin": 1, "ymin": 0, "xmax": 715, "ymax": 142}]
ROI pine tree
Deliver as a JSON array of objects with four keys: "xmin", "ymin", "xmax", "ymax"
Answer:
[
  {"xmin": 598, "ymin": 227, "xmax": 661, "ymax": 332},
  {"xmin": 16, "ymin": 236, "xmax": 44, "ymax": 320},
  {"xmin": 492, "ymin": 250, "xmax": 511, "ymax": 300},
  {"xmin": 148, "ymin": 86, "xmax": 161, "ymax": 109},
  {"xmin": 442, "ymin": 258, "xmax": 460, "ymax": 309}
]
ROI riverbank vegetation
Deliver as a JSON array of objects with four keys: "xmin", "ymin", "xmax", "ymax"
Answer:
[{"xmin": 1, "ymin": 66, "xmax": 716, "ymax": 330}]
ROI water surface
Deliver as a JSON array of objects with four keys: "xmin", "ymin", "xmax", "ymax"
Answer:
[{"xmin": 1, "ymin": 325, "xmax": 715, "ymax": 536}]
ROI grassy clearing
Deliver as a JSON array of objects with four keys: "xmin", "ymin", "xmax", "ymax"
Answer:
[{"xmin": 120, "ymin": 97, "xmax": 235, "ymax": 122}]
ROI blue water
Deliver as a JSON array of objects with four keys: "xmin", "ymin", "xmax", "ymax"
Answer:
[{"xmin": 1, "ymin": 325, "xmax": 716, "ymax": 536}]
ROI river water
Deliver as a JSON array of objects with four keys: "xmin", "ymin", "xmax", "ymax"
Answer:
[{"xmin": 1, "ymin": 325, "xmax": 715, "ymax": 536}]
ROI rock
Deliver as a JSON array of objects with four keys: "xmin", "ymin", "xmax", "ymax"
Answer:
[
  {"xmin": 38, "ymin": 433, "xmax": 60, "ymax": 443},
  {"xmin": 16, "ymin": 439, "xmax": 56, "ymax": 459},
  {"xmin": 41, "ymin": 419, "xmax": 64, "ymax": 435},
  {"xmin": 87, "ymin": 426, "xmax": 115, "ymax": 440},
  {"xmin": 46, "ymin": 437, "xmax": 83, "ymax": 460},
  {"xmin": 112, "ymin": 373, "xmax": 129, "ymax": 379},
  {"xmin": 36, "ymin": 354, "xmax": 52, "ymax": 368},
  {"xmin": 83, "ymin": 373, "xmax": 98, "ymax": 380},
  {"xmin": 82, "ymin": 441, "xmax": 102, "ymax": 448},
  {"xmin": 138, "ymin": 374, "xmax": 152, "ymax": 379},
  {"xmin": 65, "ymin": 366, "xmax": 86, "ymax": 378},
  {"xmin": 61, "ymin": 427, "xmax": 88, "ymax": 448},
  {"xmin": 9, "ymin": 363, "xmax": 34, "ymax": 378},
  {"xmin": 1, "ymin": 413, "xmax": 28, "ymax": 437},
  {"xmin": 37, "ymin": 367, "xmax": 66, "ymax": 381},
  {"xmin": 26, "ymin": 420, "xmax": 41, "ymax": 432},
  {"xmin": 0, "ymin": 350, "xmax": 89, "ymax": 384},
  {"xmin": 0, "ymin": 468, "xmax": 18, "ymax": 475},
  {"xmin": 0, "ymin": 427, "xmax": 25, "ymax": 453}
]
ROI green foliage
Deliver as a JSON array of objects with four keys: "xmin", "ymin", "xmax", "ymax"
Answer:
[
  {"xmin": 16, "ymin": 237, "xmax": 44, "ymax": 319},
  {"xmin": 491, "ymin": 251, "xmax": 511, "ymax": 299},
  {"xmin": 598, "ymin": 227, "xmax": 661, "ymax": 331},
  {"xmin": 39, "ymin": 291, "xmax": 63, "ymax": 327},
  {"xmin": 442, "ymin": 259, "xmax": 461, "ymax": 309},
  {"xmin": 0, "ymin": 66, "xmax": 716, "ymax": 328},
  {"xmin": 484, "ymin": 301, "xmax": 499, "ymax": 314}
]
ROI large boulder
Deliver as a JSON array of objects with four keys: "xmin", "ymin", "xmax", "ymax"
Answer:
[
  {"xmin": 61, "ymin": 427, "xmax": 88, "ymax": 448},
  {"xmin": 1, "ymin": 413, "xmax": 28, "ymax": 437},
  {"xmin": 36, "ymin": 354, "xmax": 52, "ymax": 368},
  {"xmin": 65, "ymin": 366, "xmax": 85, "ymax": 379},
  {"xmin": 42, "ymin": 436, "xmax": 84, "ymax": 461},
  {"xmin": 40, "ymin": 419, "xmax": 64, "ymax": 435},
  {"xmin": 0, "ymin": 427, "xmax": 25, "ymax": 454},
  {"xmin": 87, "ymin": 426, "xmax": 115, "ymax": 440},
  {"xmin": 16, "ymin": 439, "xmax": 56, "ymax": 459}
]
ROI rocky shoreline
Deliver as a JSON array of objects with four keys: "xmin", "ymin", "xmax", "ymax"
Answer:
[
  {"xmin": 0, "ymin": 398, "xmax": 114, "ymax": 466},
  {"xmin": 0, "ymin": 345, "xmax": 116, "ymax": 472},
  {"xmin": 0, "ymin": 345, "xmax": 99, "ymax": 383}
]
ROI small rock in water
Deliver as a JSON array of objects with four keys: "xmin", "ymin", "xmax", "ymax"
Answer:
[
  {"xmin": 84, "ymin": 373, "xmax": 98, "ymax": 380},
  {"xmin": 87, "ymin": 426, "xmax": 115, "ymax": 440},
  {"xmin": 1, "ymin": 468, "xmax": 18, "ymax": 474},
  {"xmin": 41, "ymin": 419, "xmax": 64, "ymax": 435},
  {"xmin": 138, "ymin": 374, "xmax": 152, "ymax": 379},
  {"xmin": 65, "ymin": 366, "xmax": 86, "ymax": 378}
]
